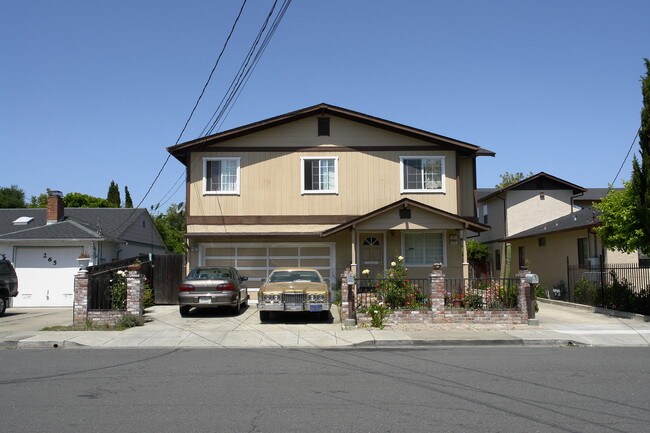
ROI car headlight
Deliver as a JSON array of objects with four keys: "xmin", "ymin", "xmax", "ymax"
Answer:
[
  {"xmin": 272, "ymin": 294, "xmax": 281, "ymax": 302},
  {"xmin": 308, "ymin": 293, "xmax": 316, "ymax": 302},
  {"xmin": 317, "ymin": 293, "xmax": 325, "ymax": 302},
  {"xmin": 264, "ymin": 293, "xmax": 272, "ymax": 302}
]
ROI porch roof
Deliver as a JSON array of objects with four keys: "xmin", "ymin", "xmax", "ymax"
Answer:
[{"xmin": 320, "ymin": 198, "xmax": 490, "ymax": 237}]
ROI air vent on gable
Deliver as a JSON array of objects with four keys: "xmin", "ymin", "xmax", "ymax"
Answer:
[{"xmin": 13, "ymin": 216, "xmax": 34, "ymax": 225}]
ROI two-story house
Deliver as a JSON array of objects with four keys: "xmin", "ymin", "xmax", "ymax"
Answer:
[
  {"xmin": 475, "ymin": 172, "xmax": 636, "ymax": 290},
  {"xmin": 167, "ymin": 103, "xmax": 493, "ymax": 291}
]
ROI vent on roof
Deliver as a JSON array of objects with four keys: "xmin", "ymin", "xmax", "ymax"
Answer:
[{"xmin": 13, "ymin": 216, "xmax": 34, "ymax": 226}]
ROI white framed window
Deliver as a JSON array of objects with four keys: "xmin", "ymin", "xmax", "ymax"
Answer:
[
  {"xmin": 400, "ymin": 156, "xmax": 445, "ymax": 193},
  {"xmin": 301, "ymin": 157, "xmax": 338, "ymax": 194},
  {"xmin": 402, "ymin": 231, "xmax": 446, "ymax": 266},
  {"xmin": 204, "ymin": 157, "xmax": 240, "ymax": 195}
]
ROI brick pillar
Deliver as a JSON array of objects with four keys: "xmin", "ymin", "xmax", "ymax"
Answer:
[
  {"xmin": 430, "ymin": 264, "xmax": 445, "ymax": 315},
  {"xmin": 516, "ymin": 269, "xmax": 529, "ymax": 322},
  {"xmin": 126, "ymin": 270, "xmax": 143, "ymax": 316},
  {"xmin": 73, "ymin": 271, "xmax": 89, "ymax": 326}
]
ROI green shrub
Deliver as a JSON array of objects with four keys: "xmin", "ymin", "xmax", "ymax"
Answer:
[
  {"xmin": 362, "ymin": 302, "xmax": 390, "ymax": 329},
  {"xmin": 143, "ymin": 283, "xmax": 155, "ymax": 308},
  {"xmin": 115, "ymin": 314, "xmax": 145, "ymax": 330},
  {"xmin": 574, "ymin": 279, "xmax": 599, "ymax": 306},
  {"xmin": 464, "ymin": 292, "xmax": 483, "ymax": 310}
]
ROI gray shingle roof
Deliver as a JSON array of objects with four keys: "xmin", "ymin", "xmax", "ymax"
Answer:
[
  {"xmin": 506, "ymin": 207, "xmax": 599, "ymax": 240},
  {"xmin": 0, "ymin": 208, "xmax": 151, "ymax": 241}
]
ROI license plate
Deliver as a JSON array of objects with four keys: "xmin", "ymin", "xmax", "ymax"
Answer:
[
  {"xmin": 199, "ymin": 297, "xmax": 212, "ymax": 304},
  {"xmin": 309, "ymin": 304, "xmax": 323, "ymax": 312},
  {"xmin": 285, "ymin": 303, "xmax": 303, "ymax": 311}
]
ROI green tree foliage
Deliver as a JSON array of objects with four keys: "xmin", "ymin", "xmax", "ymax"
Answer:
[
  {"xmin": 124, "ymin": 186, "xmax": 133, "ymax": 208},
  {"xmin": 63, "ymin": 192, "xmax": 110, "ymax": 208},
  {"xmin": 495, "ymin": 171, "xmax": 533, "ymax": 188},
  {"xmin": 107, "ymin": 180, "xmax": 121, "ymax": 208},
  {"xmin": 630, "ymin": 58, "xmax": 650, "ymax": 253},
  {"xmin": 595, "ymin": 59, "xmax": 650, "ymax": 254},
  {"xmin": 467, "ymin": 239, "xmax": 490, "ymax": 277},
  {"xmin": 0, "ymin": 185, "xmax": 27, "ymax": 208},
  {"xmin": 154, "ymin": 203, "xmax": 186, "ymax": 254},
  {"xmin": 594, "ymin": 182, "xmax": 644, "ymax": 253},
  {"xmin": 29, "ymin": 193, "xmax": 48, "ymax": 208}
]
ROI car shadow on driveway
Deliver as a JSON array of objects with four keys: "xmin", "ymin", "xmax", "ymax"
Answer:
[
  {"xmin": 181, "ymin": 305, "xmax": 253, "ymax": 318},
  {"xmin": 259, "ymin": 311, "xmax": 333, "ymax": 325}
]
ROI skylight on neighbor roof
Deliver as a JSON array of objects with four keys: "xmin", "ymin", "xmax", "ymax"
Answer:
[{"xmin": 13, "ymin": 216, "xmax": 34, "ymax": 225}]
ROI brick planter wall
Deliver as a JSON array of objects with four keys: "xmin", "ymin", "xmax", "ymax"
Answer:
[{"xmin": 73, "ymin": 269, "xmax": 144, "ymax": 326}]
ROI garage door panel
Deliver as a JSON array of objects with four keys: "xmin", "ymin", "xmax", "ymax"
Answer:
[
  {"xmin": 269, "ymin": 247, "xmax": 299, "ymax": 256},
  {"xmin": 301, "ymin": 258, "xmax": 330, "ymax": 267},
  {"xmin": 205, "ymin": 258, "xmax": 236, "ymax": 267},
  {"xmin": 269, "ymin": 258, "xmax": 299, "ymax": 267},
  {"xmin": 301, "ymin": 246, "xmax": 330, "ymax": 256},
  {"xmin": 14, "ymin": 247, "xmax": 79, "ymax": 307}
]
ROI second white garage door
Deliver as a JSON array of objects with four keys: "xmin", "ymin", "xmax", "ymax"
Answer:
[{"xmin": 201, "ymin": 242, "xmax": 336, "ymax": 290}]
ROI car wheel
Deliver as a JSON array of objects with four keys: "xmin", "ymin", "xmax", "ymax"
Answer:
[
  {"xmin": 234, "ymin": 296, "xmax": 241, "ymax": 314},
  {"xmin": 259, "ymin": 311, "xmax": 271, "ymax": 322},
  {"xmin": 179, "ymin": 305, "xmax": 191, "ymax": 317},
  {"xmin": 243, "ymin": 292, "xmax": 249, "ymax": 307},
  {"xmin": 0, "ymin": 297, "xmax": 6, "ymax": 317}
]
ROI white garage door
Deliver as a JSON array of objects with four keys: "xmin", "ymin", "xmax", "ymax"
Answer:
[
  {"xmin": 14, "ymin": 246, "xmax": 80, "ymax": 307},
  {"xmin": 201, "ymin": 242, "xmax": 336, "ymax": 290}
]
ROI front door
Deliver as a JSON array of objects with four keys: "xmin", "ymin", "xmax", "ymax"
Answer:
[{"xmin": 359, "ymin": 233, "xmax": 384, "ymax": 278}]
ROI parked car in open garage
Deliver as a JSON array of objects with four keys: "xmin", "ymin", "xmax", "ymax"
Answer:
[
  {"xmin": 178, "ymin": 266, "xmax": 248, "ymax": 316},
  {"xmin": 258, "ymin": 268, "xmax": 330, "ymax": 321}
]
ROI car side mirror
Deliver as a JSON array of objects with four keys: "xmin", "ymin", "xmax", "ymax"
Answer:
[{"xmin": 240, "ymin": 276, "xmax": 248, "ymax": 282}]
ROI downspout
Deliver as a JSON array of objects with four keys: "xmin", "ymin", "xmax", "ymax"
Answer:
[{"xmin": 462, "ymin": 223, "xmax": 469, "ymax": 280}]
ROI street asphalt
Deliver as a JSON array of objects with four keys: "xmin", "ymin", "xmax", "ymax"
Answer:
[{"xmin": 1, "ymin": 299, "xmax": 649, "ymax": 349}]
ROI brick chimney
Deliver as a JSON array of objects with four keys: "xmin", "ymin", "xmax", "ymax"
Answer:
[{"xmin": 47, "ymin": 190, "xmax": 64, "ymax": 224}]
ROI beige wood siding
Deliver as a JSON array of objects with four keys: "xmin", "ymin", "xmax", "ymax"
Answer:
[{"xmin": 189, "ymin": 116, "xmax": 461, "ymax": 217}]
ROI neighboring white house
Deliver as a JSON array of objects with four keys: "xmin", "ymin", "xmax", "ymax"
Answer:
[{"xmin": 0, "ymin": 191, "xmax": 167, "ymax": 307}]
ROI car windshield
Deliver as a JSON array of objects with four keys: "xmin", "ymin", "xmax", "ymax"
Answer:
[
  {"xmin": 188, "ymin": 268, "xmax": 232, "ymax": 280},
  {"xmin": 269, "ymin": 271, "xmax": 322, "ymax": 283},
  {"xmin": 0, "ymin": 261, "xmax": 14, "ymax": 273}
]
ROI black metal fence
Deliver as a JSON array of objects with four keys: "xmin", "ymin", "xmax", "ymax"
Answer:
[
  {"xmin": 354, "ymin": 277, "xmax": 520, "ymax": 310},
  {"xmin": 568, "ymin": 262, "xmax": 650, "ymax": 315},
  {"xmin": 445, "ymin": 278, "xmax": 520, "ymax": 310}
]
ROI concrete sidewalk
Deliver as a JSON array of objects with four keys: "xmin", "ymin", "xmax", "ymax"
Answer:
[{"xmin": 2, "ymin": 300, "xmax": 650, "ymax": 349}]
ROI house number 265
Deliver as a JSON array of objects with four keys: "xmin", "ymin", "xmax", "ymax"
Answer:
[{"xmin": 43, "ymin": 253, "xmax": 57, "ymax": 266}]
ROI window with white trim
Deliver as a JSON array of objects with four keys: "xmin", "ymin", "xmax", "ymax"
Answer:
[
  {"xmin": 204, "ymin": 157, "xmax": 240, "ymax": 194},
  {"xmin": 301, "ymin": 157, "xmax": 338, "ymax": 194},
  {"xmin": 403, "ymin": 232, "xmax": 445, "ymax": 265},
  {"xmin": 400, "ymin": 156, "xmax": 445, "ymax": 193}
]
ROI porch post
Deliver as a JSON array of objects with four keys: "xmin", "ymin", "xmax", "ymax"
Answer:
[
  {"xmin": 350, "ymin": 227, "xmax": 357, "ymax": 277},
  {"xmin": 462, "ymin": 226, "xmax": 469, "ymax": 280}
]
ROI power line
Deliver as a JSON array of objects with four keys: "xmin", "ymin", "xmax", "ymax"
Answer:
[
  {"xmin": 114, "ymin": 0, "xmax": 249, "ymax": 232},
  {"xmin": 612, "ymin": 127, "xmax": 641, "ymax": 185}
]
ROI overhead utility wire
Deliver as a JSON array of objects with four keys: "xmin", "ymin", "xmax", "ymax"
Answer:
[
  {"xmin": 611, "ymin": 127, "xmax": 641, "ymax": 186},
  {"xmin": 199, "ymin": 0, "xmax": 288, "ymax": 137},
  {"xmin": 113, "ymin": 0, "xmax": 249, "ymax": 233},
  {"xmin": 213, "ymin": 0, "xmax": 291, "ymax": 133}
]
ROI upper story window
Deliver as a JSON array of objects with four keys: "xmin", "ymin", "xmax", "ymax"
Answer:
[
  {"xmin": 482, "ymin": 204, "xmax": 488, "ymax": 224},
  {"xmin": 301, "ymin": 157, "xmax": 338, "ymax": 194},
  {"xmin": 400, "ymin": 156, "xmax": 445, "ymax": 193},
  {"xmin": 204, "ymin": 157, "xmax": 240, "ymax": 195}
]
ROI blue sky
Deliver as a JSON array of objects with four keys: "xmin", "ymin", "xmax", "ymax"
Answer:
[{"xmin": 2, "ymin": 0, "xmax": 648, "ymax": 212}]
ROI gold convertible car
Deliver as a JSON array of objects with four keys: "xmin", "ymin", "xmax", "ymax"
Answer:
[{"xmin": 257, "ymin": 268, "xmax": 330, "ymax": 321}]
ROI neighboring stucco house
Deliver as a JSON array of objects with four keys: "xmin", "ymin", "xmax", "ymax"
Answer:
[
  {"xmin": 167, "ymin": 103, "xmax": 493, "ymax": 292},
  {"xmin": 0, "ymin": 191, "xmax": 167, "ymax": 307},
  {"xmin": 475, "ymin": 172, "xmax": 636, "ymax": 289}
]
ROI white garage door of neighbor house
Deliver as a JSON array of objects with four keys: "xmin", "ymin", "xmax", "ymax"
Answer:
[
  {"xmin": 201, "ymin": 243, "xmax": 336, "ymax": 290},
  {"xmin": 14, "ymin": 247, "xmax": 80, "ymax": 307}
]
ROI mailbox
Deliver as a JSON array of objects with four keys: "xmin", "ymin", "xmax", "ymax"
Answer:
[{"xmin": 525, "ymin": 273, "xmax": 539, "ymax": 284}]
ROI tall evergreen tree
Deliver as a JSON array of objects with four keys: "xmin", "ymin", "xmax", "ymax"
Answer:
[
  {"xmin": 107, "ymin": 180, "xmax": 121, "ymax": 208},
  {"xmin": 630, "ymin": 58, "xmax": 650, "ymax": 254},
  {"xmin": 124, "ymin": 186, "xmax": 133, "ymax": 208}
]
